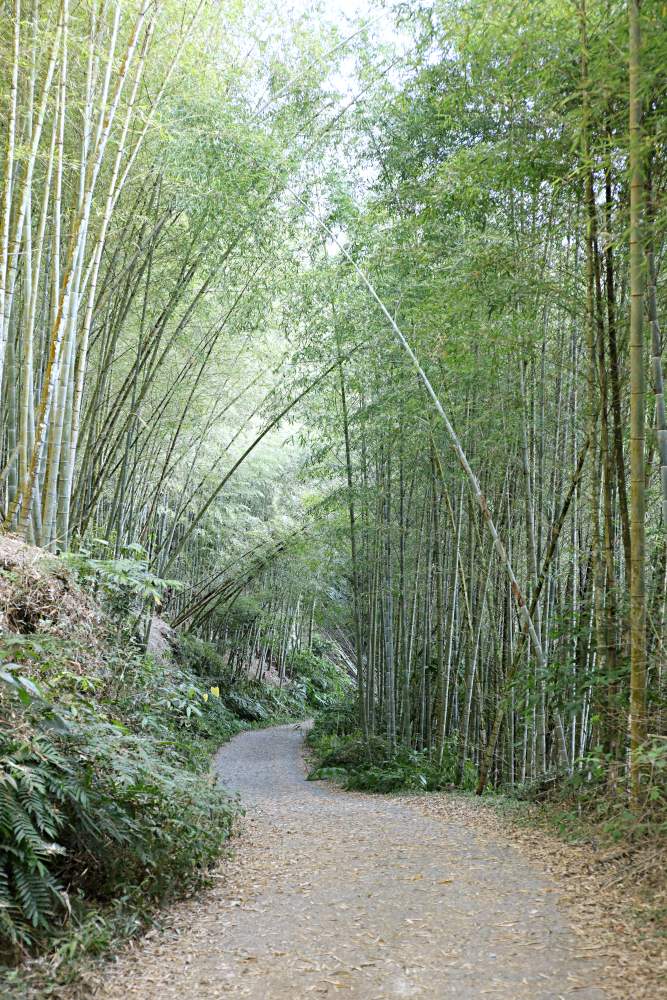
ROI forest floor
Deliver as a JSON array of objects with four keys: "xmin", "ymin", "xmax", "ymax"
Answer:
[{"xmin": 76, "ymin": 723, "xmax": 657, "ymax": 1000}]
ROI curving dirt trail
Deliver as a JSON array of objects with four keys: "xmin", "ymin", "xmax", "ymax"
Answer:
[{"xmin": 96, "ymin": 724, "xmax": 608, "ymax": 999}]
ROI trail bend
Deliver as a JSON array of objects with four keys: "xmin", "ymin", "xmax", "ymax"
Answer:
[{"xmin": 96, "ymin": 724, "xmax": 607, "ymax": 999}]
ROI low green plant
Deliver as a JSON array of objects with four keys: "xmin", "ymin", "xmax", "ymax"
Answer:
[
  {"xmin": 61, "ymin": 547, "xmax": 182, "ymax": 621},
  {"xmin": 0, "ymin": 671, "xmax": 236, "ymax": 960},
  {"xmin": 173, "ymin": 634, "xmax": 226, "ymax": 677},
  {"xmin": 0, "ymin": 625, "xmax": 243, "ymax": 975},
  {"xmin": 223, "ymin": 688, "xmax": 271, "ymax": 722},
  {"xmin": 305, "ymin": 696, "xmax": 358, "ymax": 744},
  {"xmin": 0, "ymin": 599, "xmax": 348, "ymax": 980},
  {"xmin": 173, "ymin": 634, "xmax": 346, "ymax": 720},
  {"xmin": 287, "ymin": 649, "xmax": 351, "ymax": 710},
  {"xmin": 343, "ymin": 747, "xmax": 474, "ymax": 793},
  {"xmin": 510, "ymin": 739, "xmax": 667, "ymax": 845},
  {"xmin": 306, "ymin": 710, "xmax": 475, "ymax": 793}
]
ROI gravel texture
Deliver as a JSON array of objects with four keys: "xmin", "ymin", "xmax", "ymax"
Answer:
[{"xmin": 92, "ymin": 723, "xmax": 611, "ymax": 999}]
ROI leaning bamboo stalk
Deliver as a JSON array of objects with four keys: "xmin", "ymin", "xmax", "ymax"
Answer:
[
  {"xmin": 74, "ymin": 252, "xmax": 215, "ymax": 534},
  {"xmin": 298, "ymin": 196, "xmax": 548, "ymax": 674},
  {"xmin": 80, "ymin": 284, "xmax": 269, "ymax": 540},
  {"xmin": 139, "ymin": 272, "xmax": 264, "ymax": 537},
  {"xmin": 162, "ymin": 359, "xmax": 342, "ymax": 573}
]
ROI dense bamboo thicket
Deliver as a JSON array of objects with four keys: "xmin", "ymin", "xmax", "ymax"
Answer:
[
  {"xmin": 283, "ymin": 0, "xmax": 667, "ymax": 799},
  {"xmin": 0, "ymin": 0, "xmax": 333, "ymax": 583},
  {"xmin": 213, "ymin": 0, "xmax": 667, "ymax": 803},
  {"xmin": 1, "ymin": 0, "xmax": 666, "ymax": 807}
]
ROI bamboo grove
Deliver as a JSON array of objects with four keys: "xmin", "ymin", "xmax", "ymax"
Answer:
[
  {"xmin": 0, "ymin": 0, "xmax": 337, "ymax": 574},
  {"xmin": 1, "ymin": 0, "xmax": 666, "ymax": 806},
  {"xmin": 287, "ymin": 0, "xmax": 667, "ymax": 798},
  {"xmin": 273, "ymin": 0, "xmax": 666, "ymax": 800}
]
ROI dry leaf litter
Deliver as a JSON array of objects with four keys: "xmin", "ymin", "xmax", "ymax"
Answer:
[{"xmin": 71, "ymin": 724, "xmax": 636, "ymax": 999}]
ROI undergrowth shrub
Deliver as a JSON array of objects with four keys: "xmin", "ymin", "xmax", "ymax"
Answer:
[
  {"xmin": 307, "ymin": 697, "xmax": 361, "ymax": 742},
  {"xmin": 287, "ymin": 650, "xmax": 351, "ymax": 710},
  {"xmin": 173, "ymin": 633, "xmax": 347, "ymax": 719},
  {"xmin": 0, "ymin": 560, "xmax": 347, "ymax": 970},
  {"xmin": 307, "ymin": 708, "xmax": 476, "ymax": 793},
  {"xmin": 174, "ymin": 634, "xmax": 226, "ymax": 677},
  {"xmin": 342, "ymin": 744, "xmax": 476, "ymax": 793},
  {"xmin": 513, "ymin": 740, "xmax": 667, "ymax": 844},
  {"xmin": 0, "ymin": 618, "xmax": 254, "ymax": 964},
  {"xmin": 223, "ymin": 688, "xmax": 271, "ymax": 722},
  {"xmin": 62, "ymin": 546, "xmax": 181, "ymax": 623},
  {"xmin": 0, "ymin": 670, "xmax": 236, "ymax": 960},
  {"xmin": 0, "ymin": 546, "xmax": 330, "ymax": 997}
]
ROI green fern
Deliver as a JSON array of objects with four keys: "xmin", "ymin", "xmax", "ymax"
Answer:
[{"xmin": 0, "ymin": 635, "xmax": 238, "ymax": 960}]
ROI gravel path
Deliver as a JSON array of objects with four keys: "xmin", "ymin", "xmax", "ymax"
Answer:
[{"xmin": 95, "ymin": 724, "xmax": 609, "ymax": 999}]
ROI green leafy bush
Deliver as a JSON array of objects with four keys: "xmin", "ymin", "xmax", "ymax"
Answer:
[
  {"xmin": 0, "ymin": 674, "xmax": 235, "ymax": 958},
  {"xmin": 0, "ymin": 613, "xmax": 316, "ymax": 966},
  {"xmin": 515, "ymin": 740, "xmax": 667, "ymax": 843},
  {"xmin": 0, "ymin": 730, "xmax": 76, "ymax": 948},
  {"xmin": 223, "ymin": 688, "xmax": 270, "ymax": 722},
  {"xmin": 308, "ymin": 740, "xmax": 463, "ymax": 793},
  {"xmin": 61, "ymin": 547, "xmax": 181, "ymax": 621},
  {"xmin": 0, "ymin": 636, "xmax": 234, "ymax": 965},
  {"xmin": 173, "ymin": 634, "xmax": 226, "ymax": 677},
  {"xmin": 343, "ymin": 745, "xmax": 465, "ymax": 793},
  {"xmin": 172, "ymin": 633, "xmax": 339, "ymax": 721},
  {"xmin": 306, "ymin": 697, "xmax": 358, "ymax": 742},
  {"xmin": 252, "ymin": 681, "xmax": 306, "ymax": 719},
  {"xmin": 307, "ymin": 710, "xmax": 475, "ymax": 793},
  {"xmin": 288, "ymin": 650, "xmax": 350, "ymax": 710}
]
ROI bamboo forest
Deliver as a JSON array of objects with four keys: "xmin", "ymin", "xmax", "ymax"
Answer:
[{"xmin": 0, "ymin": 0, "xmax": 665, "ymax": 997}]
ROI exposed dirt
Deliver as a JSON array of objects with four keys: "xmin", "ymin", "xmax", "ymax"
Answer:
[
  {"xmin": 91, "ymin": 724, "xmax": 614, "ymax": 999},
  {"xmin": 146, "ymin": 614, "xmax": 176, "ymax": 662},
  {"xmin": 0, "ymin": 534, "xmax": 103, "ymax": 645},
  {"xmin": 401, "ymin": 793, "xmax": 666, "ymax": 1000}
]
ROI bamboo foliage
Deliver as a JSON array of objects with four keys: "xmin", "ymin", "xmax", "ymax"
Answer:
[
  {"xmin": 232, "ymin": 0, "xmax": 665, "ymax": 804},
  {"xmin": 0, "ymin": 0, "xmax": 315, "ymax": 568},
  {"xmin": 0, "ymin": 0, "xmax": 664, "ymax": 814}
]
